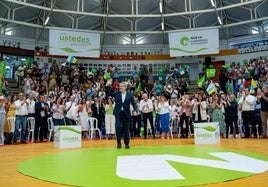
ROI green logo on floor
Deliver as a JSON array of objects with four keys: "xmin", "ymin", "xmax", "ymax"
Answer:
[{"xmin": 18, "ymin": 146, "xmax": 268, "ymax": 187}]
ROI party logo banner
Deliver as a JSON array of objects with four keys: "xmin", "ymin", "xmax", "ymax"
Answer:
[
  {"xmin": 194, "ymin": 122, "xmax": 220, "ymax": 144},
  {"xmin": 54, "ymin": 126, "xmax": 81, "ymax": 148},
  {"xmin": 49, "ymin": 29, "xmax": 100, "ymax": 57},
  {"xmin": 169, "ymin": 28, "xmax": 219, "ymax": 57}
]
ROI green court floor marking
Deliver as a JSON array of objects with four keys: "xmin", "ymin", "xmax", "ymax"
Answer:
[{"xmin": 17, "ymin": 146, "xmax": 268, "ymax": 187}]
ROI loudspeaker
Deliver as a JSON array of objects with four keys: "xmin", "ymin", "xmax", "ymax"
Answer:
[{"xmin": 204, "ymin": 57, "xmax": 212, "ymax": 68}]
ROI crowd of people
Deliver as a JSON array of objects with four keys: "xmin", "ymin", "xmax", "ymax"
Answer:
[{"xmin": 0, "ymin": 56, "xmax": 268, "ymax": 147}]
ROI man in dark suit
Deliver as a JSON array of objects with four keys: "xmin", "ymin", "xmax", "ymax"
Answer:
[
  {"xmin": 91, "ymin": 96, "xmax": 105, "ymax": 130},
  {"xmin": 34, "ymin": 95, "xmax": 49, "ymax": 142},
  {"xmin": 106, "ymin": 81, "xmax": 138, "ymax": 149}
]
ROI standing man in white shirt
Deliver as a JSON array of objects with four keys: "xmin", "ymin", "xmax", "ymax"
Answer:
[
  {"xmin": 66, "ymin": 104, "xmax": 83, "ymax": 125},
  {"xmin": 238, "ymin": 87, "xmax": 256, "ymax": 138},
  {"xmin": 140, "ymin": 93, "xmax": 155, "ymax": 139},
  {"xmin": 65, "ymin": 96, "xmax": 77, "ymax": 125},
  {"xmin": 26, "ymin": 93, "xmax": 36, "ymax": 140},
  {"xmin": 14, "ymin": 93, "xmax": 29, "ymax": 143},
  {"xmin": 27, "ymin": 93, "xmax": 36, "ymax": 118}
]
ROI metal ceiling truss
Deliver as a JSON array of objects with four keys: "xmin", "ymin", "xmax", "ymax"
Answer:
[
  {"xmin": 36, "ymin": 0, "xmax": 56, "ymax": 41},
  {"xmin": 0, "ymin": 0, "xmax": 267, "ymax": 36}
]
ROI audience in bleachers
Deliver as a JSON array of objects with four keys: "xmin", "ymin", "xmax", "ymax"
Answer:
[{"xmin": 0, "ymin": 55, "xmax": 268, "ymax": 145}]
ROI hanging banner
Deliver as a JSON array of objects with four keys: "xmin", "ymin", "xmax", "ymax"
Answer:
[
  {"xmin": 49, "ymin": 29, "xmax": 100, "ymax": 57},
  {"xmin": 168, "ymin": 28, "xmax": 219, "ymax": 57}
]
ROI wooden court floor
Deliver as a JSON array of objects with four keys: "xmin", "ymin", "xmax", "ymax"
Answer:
[{"xmin": 1, "ymin": 137, "xmax": 268, "ymax": 187}]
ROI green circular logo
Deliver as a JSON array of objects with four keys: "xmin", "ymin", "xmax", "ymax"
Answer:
[
  {"xmin": 18, "ymin": 146, "xmax": 268, "ymax": 187},
  {"xmin": 180, "ymin": 36, "xmax": 190, "ymax": 46}
]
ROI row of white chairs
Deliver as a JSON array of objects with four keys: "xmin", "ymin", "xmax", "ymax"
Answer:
[
  {"xmin": 146, "ymin": 115, "xmax": 211, "ymax": 139},
  {"xmin": 7, "ymin": 116, "xmax": 218, "ymax": 142},
  {"xmin": 228, "ymin": 124, "xmax": 260, "ymax": 138},
  {"xmin": 6, "ymin": 117, "xmax": 54, "ymax": 143},
  {"xmin": 6, "ymin": 116, "xmax": 101, "ymax": 142},
  {"xmin": 6, "ymin": 116, "xmax": 102, "ymax": 142},
  {"xmin": 87, "ymin": 117, "xmax": 260, "ymax": 140}
]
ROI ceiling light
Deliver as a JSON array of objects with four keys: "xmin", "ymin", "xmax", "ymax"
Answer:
[
  {"xmin": 161, "ymin": 22, "xmax": 164, "ymax": 30},
  {"xmin": 5, "ymin": 30, "xmax": 12, "ymax": 35},
  {"xmin": 159, "ymin": 0, "xmax": 163, "ymax": 13},
  {"xmin": 210, "ymin": 0, "xmax": 215, "ymax": 7},
  {"xmin": 44, "ymin": 17, "xmax": 50, "ymax": 25},
  {"xmin": 217, "ymin": 16, "xmax": 222, "ymax": 25}
]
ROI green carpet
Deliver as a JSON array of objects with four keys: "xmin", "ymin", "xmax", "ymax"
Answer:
[{"xmin": 17, "ymin": 146, "xmax": 268, "ymax": 187}]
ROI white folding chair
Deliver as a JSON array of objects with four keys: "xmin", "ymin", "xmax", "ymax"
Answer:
[
  {"xmin": 88, "ymin": 117, "xmax": 101, "ymax": 140},
  {"xmin": 147, "ymin": 119, "xmax": 152, "ymax": 137},
  {"xmin": 206, "ymin": 115, "xmax": 210, "ymax": 122},
  {"xmin": 178, "ymin": 118, "xmax": 192, "ymax": 138},
  {"xmin": 188, "ymin": 117, "xmax": 193, "ymax": 138},
  {"xmin": 7, "ymin": 117, "xmax": 16, "ymax": 133},
  {"xmin": 249, "ymin": 124, "xmax": 259, "ymax": 138},
  {"xmin": 237, "ymin": 117, "xmax": 244, "ymax": 138},
  {"xmin": 178, "ymin": 124, "xmax": 181, "ymax": 138},
  {"xmin": 255, "ymin": 125, "xmax": 260, "ymax": 138},
  {"xmin": 153, "ymin": 117, "xmax": 161, "ymax": 138},
  {"xmin": 169, "ymin": 117, "xmax": 177, "ymax": 139},
  {"xmin": 227, "ymin": 122, "xmax": 242, "ymax": 138},
  {"xmin": 7, "ymin": 117, "xmax": 21, "ymax": 141},
  {"xmin": 47, "ymin": 117, "xmax": 54, "ymax": 142},
  {"xmin": 27, "ymin": 117, "xmax": 35, "ymax": 143}
]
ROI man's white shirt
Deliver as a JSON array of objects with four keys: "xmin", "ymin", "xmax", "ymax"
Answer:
[{"xmin": 139, "ymin": 99, "xmax": 154, "ymax": 113}]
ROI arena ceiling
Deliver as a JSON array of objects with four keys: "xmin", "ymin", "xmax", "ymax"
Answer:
[{"xmin": 0, "ymin": 0, "xmax": 267, "ymax": 45}]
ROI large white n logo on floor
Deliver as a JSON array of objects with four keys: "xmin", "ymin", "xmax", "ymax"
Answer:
[{"xmin": 116, "ymin": 152, "xmax": 268, "ymax": 180}]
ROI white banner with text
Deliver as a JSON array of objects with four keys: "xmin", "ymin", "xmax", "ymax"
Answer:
[
  {"xmin": 169, "ymin": 29, "xmax": 219, "ymax": 57},
  {"xmin": 49, "ymin": 29, "xmax": 100, "ymax": 57}
]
